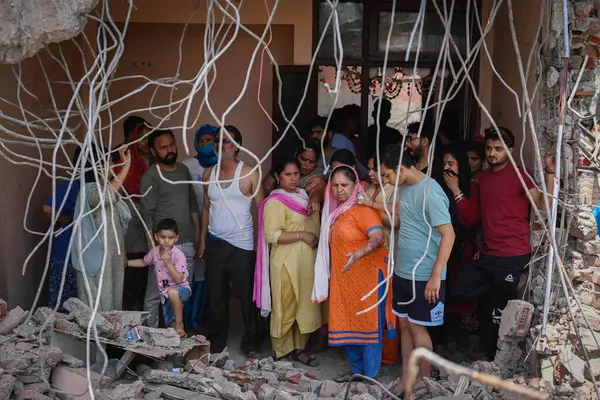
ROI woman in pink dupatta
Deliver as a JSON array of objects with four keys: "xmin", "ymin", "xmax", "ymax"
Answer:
[
  {"xmin": 254, "ymin": 158, "xmax": 321, "ymax": 365},
  {"xmin": 312, "ymin": 165, "xmax": 396, "ymax": 380}
]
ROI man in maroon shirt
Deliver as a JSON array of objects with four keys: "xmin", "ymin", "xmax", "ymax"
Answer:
[{"xmin": 451, "ymin": 126, "xmax": 555, "ymax": 360}]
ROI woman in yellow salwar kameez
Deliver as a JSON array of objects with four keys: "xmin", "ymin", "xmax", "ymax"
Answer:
[{"xmin": 254, "ymin": 158, "xmax": 321, "ymax": 366}]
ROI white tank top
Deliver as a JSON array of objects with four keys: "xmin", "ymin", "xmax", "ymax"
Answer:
[{"xmin": 207, "ymin": 162, "xmax": 254, "ymax": 250}]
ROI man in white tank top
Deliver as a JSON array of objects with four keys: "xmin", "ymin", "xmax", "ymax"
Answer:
[{"xmin": 199, "ymin": 125, "xmax": 264, "ymax": 356}]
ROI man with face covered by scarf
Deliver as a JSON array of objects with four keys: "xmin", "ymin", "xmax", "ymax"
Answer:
[
  {"xmin": 181, "ymin": 124, "xmax": 218, "ymax": 329},
  {"xmin": 140, "ymin": 129, "xmax": 200, "ymax": 329}
]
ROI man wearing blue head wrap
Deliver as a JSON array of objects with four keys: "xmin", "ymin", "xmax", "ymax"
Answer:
[{"xmin": 181, "ymin": 123, "xmax": 218, "ymax": 330}]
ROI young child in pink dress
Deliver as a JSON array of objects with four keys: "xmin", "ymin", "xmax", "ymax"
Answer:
[{"xmin": 128, "ymin": 218, "xmax": 191, "ymax": 338}]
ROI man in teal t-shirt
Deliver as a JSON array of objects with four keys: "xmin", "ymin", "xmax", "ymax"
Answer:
[{"xmin": 379, "ymin": 144, "xmax": 455, "ymax": 393}]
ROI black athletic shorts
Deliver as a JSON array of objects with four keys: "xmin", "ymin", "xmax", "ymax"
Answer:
[{"xmin": 392, "ymin": 276, "xmax": 446, "ymax": 326}]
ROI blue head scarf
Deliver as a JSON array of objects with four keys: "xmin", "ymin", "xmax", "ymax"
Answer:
[{"xmin": 194, "ymin": 124, "xmax": 218, "ymax": 168}]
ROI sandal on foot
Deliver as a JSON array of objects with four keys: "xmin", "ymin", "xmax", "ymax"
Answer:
[
  {"xmin": 334, "ymin": 372, "xmax": 353, "ymax": 383},
  {"xmin": 293, "ymin": 351, "xmax": 319, "ymax": 367}
]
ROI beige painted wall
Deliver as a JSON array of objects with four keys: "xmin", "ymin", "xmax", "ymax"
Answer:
[
  {"xmin": 107, "ymin": 0, "xmax": 312, "ymax": 65},
  {"xmin": 104, "ymin": 23, "xmax": 294, "ymax": 169},
  {"xmin": 480, "ymin": 0, "xmax": 543, "ymax": 172},
  {"xmin": 0, "ymin": 42, "xmax": 82, "ymax": 308}
]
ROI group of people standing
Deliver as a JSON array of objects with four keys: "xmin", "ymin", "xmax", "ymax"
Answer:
[{"xmin": 42, "ymin": 107, "xmax": 555, "ymax": 398}]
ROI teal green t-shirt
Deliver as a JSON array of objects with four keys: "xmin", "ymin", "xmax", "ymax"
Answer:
[{"xmin": 395, "ymin": 175, "xmax": 451, "ymax": 281}]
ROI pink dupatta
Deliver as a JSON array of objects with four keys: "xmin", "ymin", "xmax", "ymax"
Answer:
[
  {"xmin": 254, "ymin": 189, "xmax": 311, "ymax": 317},
  {"xmin": 311, "ymin": 165, "xmax": 365, "ymax": 303}
]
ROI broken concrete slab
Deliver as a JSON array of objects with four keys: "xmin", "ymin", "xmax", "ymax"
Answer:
[
  {"xmin": 272, "ymin": 390, "xmax": 294, "ymax": 400},
  {"xmin": 494, "ymin": 339, "xmax": 523, "ymax": 379},
  {"xmin": 63, "ymin": 298, "xmax": 115, "ymax": 338},
  {"xmin": 185, "ymin": 359, "xmax": 206, "ymax": 375},
  {"xmin": 98, "ymin": 380, "xmax": 144, "ymax": 400},
  {"xmin": 143, "ymin": 383, "xmax": 218, "ymax": 400},
  {"xmin": 222, "ymin": 381, "xmax": 257, "ymax": 400},
  {"xmin": 584, "ymin": 358, "xmax": 600, "ymax": 381},
  {"xmin": 138, "ymin": 327, "xmax": 180, "ymax": 348},
  {"xmin": 61, "ymin": 353, "xmax": 85, "ymax": 368},
  {"xmin": 558, "ymin": 346, "xmax": 586, "ymax": 383},
  {"xmin": 22, "ymin": 382, "xmax": 50, "ymax": 395},
  {"xmin": 223, "ymin": 359, "xmax": 237, "ymax": 371},
  {"xmin": 143, "ymin": 390, "xmax": 163, "ymax": 400},
  {"xmin": 256, "ymin": 383, "xmax": 276, "ymax": 400},
  {"xmin": 258, "ymin": 357, "xmax": 276, "ymax": 372},
  {"xmin": 1, "ymin": 344, "xmax": 63, "ymax": 384},
  {"xmin": 31, "ymin": 307, "xmax": 66, "ymax": 326},
  {"xmin": 0, "ymin": 307, "xmax": 28, "ymax": 335},
  {"xmin": 498, "ymin": 300, "xmax": 534, "ymax": 339},
  {"xmin": 53, "ymin": 318, "xmax": 84, "ymax": 335},
  {"xmin": 14, "ymin": 320, "xmax": 42, "ymax": 339},
  {"xmin": 540, "ymin": 356, "xmax": 556, "ymax": 384},
  {"xmin": 317, "ymin": 380, "xmax": 341, "ymax": 398},
  {"xmin": 0, "ymin": 374, "xmax": 23, "ymax": 400},
  {"xmin": 142, "ymin": 368, "xmax": 219, "ymax": 397}
]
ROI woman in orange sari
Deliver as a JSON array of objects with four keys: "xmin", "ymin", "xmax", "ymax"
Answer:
[{"xmin": 312, "ymin": 165, "xmax": 396, "ymax": 379}]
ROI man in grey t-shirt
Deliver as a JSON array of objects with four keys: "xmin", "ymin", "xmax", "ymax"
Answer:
[{"xmin": 140, "ymin": 129, "xmax": 200, "ymax": 328}]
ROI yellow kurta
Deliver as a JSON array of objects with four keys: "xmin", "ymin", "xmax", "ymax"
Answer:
[{"xmin": 263, "ymin": 198, "xmax": 322, "ymax": 357}]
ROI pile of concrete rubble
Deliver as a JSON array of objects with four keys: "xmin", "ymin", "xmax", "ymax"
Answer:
[
  {"xmin": 0, "ymin": 297, "xmax": 208, "ymax": 400},
  {"xmin": 1, "ymin": 295, "xmax": 599, "ymax": 400}
]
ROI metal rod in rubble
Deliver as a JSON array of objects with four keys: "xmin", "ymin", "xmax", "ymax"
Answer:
[{"xmin": 541, "ymin": 0, "xmax": 569, "ymax": 336}]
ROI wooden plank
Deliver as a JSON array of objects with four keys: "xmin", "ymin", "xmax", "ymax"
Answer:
[
  {"xmin": 115, "ymin": 350, "xmax": 137, "ymax": 379},
  {"xmin": 144, "ymin": 383, "xmax": 220, "ymax": 400}
]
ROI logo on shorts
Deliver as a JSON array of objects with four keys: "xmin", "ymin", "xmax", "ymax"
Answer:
[
  {"xmin": 492, "ymin": 308, "xmax": 503, "ymax": 325},
  {"xmin": 505, "ymin": 274, "xmax": 514, "ymax": 283},
  {"xmin": 430, "ymin": 302, "xmax": 444, "ymax": 323}
]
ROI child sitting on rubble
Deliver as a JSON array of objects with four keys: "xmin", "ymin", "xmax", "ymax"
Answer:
[{"xmin": 127, "ymin": 218, "xmax": 191, "ymax": 338}]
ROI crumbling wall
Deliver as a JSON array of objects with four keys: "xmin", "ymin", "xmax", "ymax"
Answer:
[
  {"xmin": 0, "ymin": 0, "xmax": 98, "ymax": 63},
  {"xmin": 527, "ymin": 0, "xmax": 600, "ymax": 395}
]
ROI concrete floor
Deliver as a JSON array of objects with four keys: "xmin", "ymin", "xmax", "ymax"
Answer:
[
  {"xmin": 221, "ymin": 299, "xmax": 403, "ymax": 385},
  {"xmin": 210, "ymin": 298, "xmax": 484, "ymax": 387}
]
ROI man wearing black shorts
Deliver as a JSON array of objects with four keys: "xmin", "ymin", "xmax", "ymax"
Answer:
[{"xmin": 379, "ymin": 145, "xmax": 455, "ymax": 395}]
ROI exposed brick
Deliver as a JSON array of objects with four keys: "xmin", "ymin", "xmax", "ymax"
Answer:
[
  {"xmin": 589, "ymin": 18, "xmax": 600, "ymax": 33},
  {"xmin": 574, "ymin": 268, "xmax": 600, "ymax": 285},
  {"xmin": 575, "ymin": 2, "xmax": 595, "ymax": 18},
  {"xmin": 498, "ymin": 300, "xmax": 534, "ymax": 339},
  {"xmin": 588, "ymin": 34, "xmax": 600, "ymax": 45}
]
